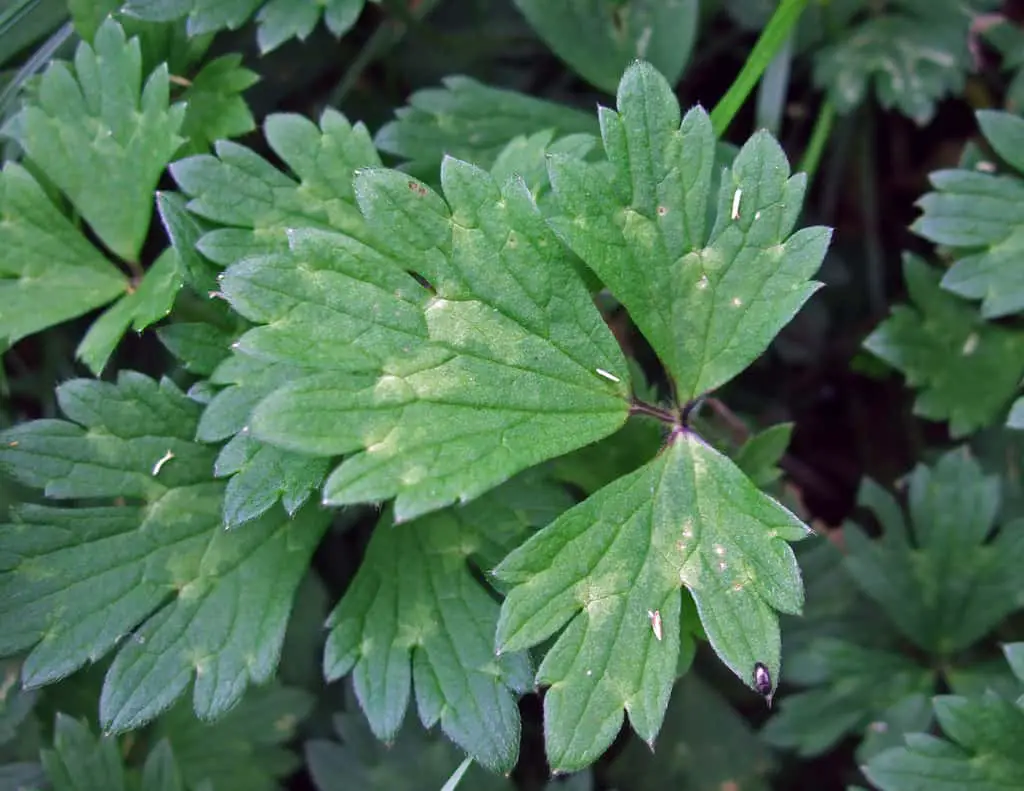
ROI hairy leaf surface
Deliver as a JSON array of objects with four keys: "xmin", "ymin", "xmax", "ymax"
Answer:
[
  {"xmin": 0, "ymin": 373, "xmax": 329, "ymax": 733},
  {"xmin": 495, "ymin": 433, "xmax": 810, "ymax": 771},
  {"xmin": 547, "ymin": 62, "xmax": 829, "ymax": 401}
]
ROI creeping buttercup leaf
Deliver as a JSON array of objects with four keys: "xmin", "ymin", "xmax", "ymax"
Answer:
[
  {"xmin": 151, "ymin": 684, "xmax": 312, "ymax": 791},
  {"xmin": 911, "ymin": 110, "xmax": 1024, "ymax": 319},
  {"xmin": 374, "ymin": 75, "xmax": 598, "ymax": 177},
  {"xmin": 843, "ymin": 447, "xmax": 1024, "ymax": 654},
  {"xmin": 177, "ymin": 54, "xmax": 259, "ymax": 156},
  {"xmin": 231, "ymin": 160, "xmax": 630, "ymax": 521},
  {"xmin": 495, "ymin": 433, "xmax": 810, "ymax": 772},
  {"xmin": 512, "ymin": 0, "xmax": 699, "ymax": 95},
  {"xmin": 256, "ymin": 0, "xmax": 365, "ymax": 53},
  {"xmin": 864, "ymin": 685, "xmax": 1024, "ymax": 790},
  {"xmin": 864, "ymin": 254, "xmax": 1024, "ymax": 437},
  {"xmin": 0, "ymin": 373, "xmax": 329, "ymax": 733},
  {"xmin": 75, "ymin": 247, "xmax": 186, "ymax": 374},
  {"xmin": 324, "ymin": 476, "xmax": 572, "ymax": 772},
  {"xmin": 0, "ymin": 19, "xmax": 185, "ymax": 261},
  {"xmin": 547, "ymin": 62, "xmax": 829, "ymax": 402},
  {"xmin": 0, "ymin": 162, "xmax": 127, "ymax": 346},
  {"xmin": 306, "ymin": 706, "xmax": 513, "ymax": 791},
  {"xmin": 761, "ymin": 639, "xmax": 934, "ymax": 757},
  {"xmin": 39, "ymin": 714, "xmax": 128, "ymax": 791},
  {"xmin": 607, "ymin": 674, "xmax": 774, "ymax": 791},
  {"xmin": 813, "ymin": 11, "xmax": 970, "ymax": 125},
  {"xmin": 173, "ymin": 108, "xmax": 381, "ymax": 263}
]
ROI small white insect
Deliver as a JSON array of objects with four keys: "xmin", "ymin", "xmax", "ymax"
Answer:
[
  {"xmin": 595, "ymin": 368, "xmax": 621, "ymax": 383},
  {"xmin": 647, "ymin": 609, "xmax": 663, "ymax": 641},
  {"xmin": 731, "ymin": 188, "xmax": 742, "ymax": 220},
  {"xmin": 152, "ymin": 450, "xmax": 174, "ymax": 476}
]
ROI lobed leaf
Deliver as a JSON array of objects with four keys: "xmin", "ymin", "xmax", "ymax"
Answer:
[
  {"xmin": 173, "ymin": 108, "xmax": 381, "ymax": 262},
  {"xmin": 323, "ymin": 476, "xmax": 571, "ymax": 771},
  {"xmin": 374, "ymin": 75, "xmax": 598, "ymax": 176},
  {"xmin": 512, "ymin": 0, "xmax": 699, "ymax": 95},
  {"xmin": 0, "ymin": 18, "xmax": 185, "ymax": 261},
  {"xmin": 864, "ymin": 254, "xmax": 1024, "ymax": 437},
  {"xmin": 0, "ymin": 162, "xmax": 127, "ymax": 347},
  {"xmin": 495, "ymin": 433, "xmax": 810, "ymax": 771},
  {"xmin": 0, "ymin": 373, "xmax": 329, "ymax": 733},
  {"xmin": 912, "ymin": 110, "xmax": 1024, "ymax": 319},
  {"xmin": 228, "ymin": 158, "xmax": 630, "ymax": 521},
  {"xmin": 547, "ymin": 61, "xmax": 829, "ymax": 402},
  {"xmin": 844, "ymin": 447, "xmax": 1024, "ymax": 655},
  {"xmin": 177, "ymin": 53, "xmax": 259, "ymax": 156}
]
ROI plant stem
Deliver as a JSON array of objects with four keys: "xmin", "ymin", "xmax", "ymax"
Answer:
[
  {"xmin": 630, "ymin": 399, "xmax": 676, "ymax": 424},
  {"xmin": 710, "ymin": 0, "xmax": 809, "ymax": 138},
  {"xmin": 798, "ymin": 97, "xmax": 835, "ymax": 184}
]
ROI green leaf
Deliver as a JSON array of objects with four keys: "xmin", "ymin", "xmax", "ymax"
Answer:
[
  {"xmin": 857, "ymin": 694, "xmax": 935, "ymax": 764},
  {"xmin": 256, "ymin": 0, "xmax": 364, "ymax": 52},
  {"xmin": 215, "ymin": 432, "xmax": 328, "ymax": 527},
  {"xmin": 75, "ymin": 247, "xmax": 186, "ymax": 374},
  {"xmin": 0, "ymin": 373, "xmax": 329, "ymax": 733},
  {"xmin": 323, "ymin": 476, "xmax": 571, "ymax": 772},
  {"xmin": 157, "ymin": 322, "xmax": 236, "ymax": 376},
  {"xmin": 547, "ymin": 61, "xmax": 829, "ymax": 402},
  {"xmin": 151, "ymin": 684, "xmax": 312, "ymax": 791},
  {"xmin": 173, "ymin": 108, "xmax": 381, "ymax": 261},
  {"xmin": 843, "ymin": 447, "xmax": 1024, "ymax": 654},
  {"xmin": 495, "ymin": 433, "xmax": 810, "ymax": 771},
  {"xmin": 156, "ymin": 191, "xmax": 220, "ymax": 294},
  {"xmin": 0, "ymin": 162, "xmax": 127, "ymax": 346},
  {"xmin": 761, "ymin": 640, "xmax": 934, "ymax": 757},
  {"xmin": 306, "ymin": 706, "xmax": 514, "ymax": 791},
  {"xmin": 863, "ymin": 693, "xmax": 1024, "ymax": 790},
  {"xmin": 39, "ymin": 715, "xmax": 125, "ymax": 791},
  {"xmin": 374, "ymin": 76, "xmax": 598, "ymax": 176},
  {"xmin": 910, "ymin": 110, "xmax": 1024, "ymax": 319},
  {"xmin": 864, "ymin": 254, "xmax": 1024, "ymax": 437},
  {"xmin": 230, "ymin": 162, "xmax": 630, "ymax": 520},
  {"xmin": 177, "ymin": 53, "xmax": 259, "ymax": 155},
  {"xmin": 1, "ymin": 18, "xmax": 185, "ymax": 261},
  {"xmin": 733, "ymin": 422, "xmax": 793, "ymax": 488},
  {"xmin": 122, "ymin": 0, "xmax": 194, "ymax": 22},
  {"xmin": 139, "ymin": 741, "xmax": 185, "ymax": 791},
  {"xmin": 813, "ymin": 13, "xmax": 970, "ymax": 124},
  {"xmin": 186, "ymin": 0, "xmax": 263, "ymax": 35},
  {"xmin": 512, "ymin": 0, "xmax": 699, "ymax": 94},
  {"xmin": 606, "ymin": 674, "xmax": 774, "ymax": 790}
]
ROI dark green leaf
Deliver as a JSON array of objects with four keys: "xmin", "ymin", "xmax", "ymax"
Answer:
[
  {"xmin": 547, "ymin": 62, "xmax": 829, "ymax": 402},
  {"xmin": 215, "ymin": 433, "xmax": 328, "ymax": 527},
  {"xmin": 232, "ymin": 161, "xmax": 630, "ymax": 520},
  {"xmin": 910, "ymin": 111, "xmax": 1024, "ymax": 319},
  {"xmin": 0, "ymin": 373, "xmax": 329, "ymax": 733},
  {"xmin": 1, "ymin": 19, "xmax": 185, "ymax": 261},
  {"xmin": 177, "ymin": 54, "xmax": 259, "ymax": 155},
  {"xmin": 512, "ymin": 0, "xmax": 699, "ymax": 94},
  {"xmin": 157, "ymin": 322, "xmax": 236, "ymax": 376},
  {"xmin": 39, "ymin": 715, "xmax": 124, "ymax": 791},
  {"xmin": 864, "ymin": 254, "xmax": 1024, "ymax": 437},
  {"xmin": 152, "ymin": 684, "xmax": 312, "ymax": 791},
  {"xmin": 844, "ymin": 447, "xmax": 1024, "ymax": 654},
  {"xmin": 607, "ymin": 674, "xmax": 774, "ymax": 791},
  {"xmin": 173, "ymin": 108, "xmax": 381, "ymax": 262},
  {"xmin": 814, "ymin": 13, "xmax": 969, "ymax": 124},
  {"xmin": 761, "ymin": 640, "xmax": 934, "ymax": 757},
  {"xmin": 733, "ymin": 422, "xmax": 793, "ymax": 488},
  {"xmin": 75, "ymin": 248, "xmax": 186, "ymax": 374},
  {"xmin": 864, "ymin": 693, "xmax": 1024, "ymax": 790},
  {"xmin": 324, "ymin": 476, "xmax": 571, "ymax": 771},
  {"xmin": 140, "ymin": 741, "xmax": 185, "ymax": 791},
  {"xmin": 374, "ymin": 76, "xmax": 598, "ymax": 176},
  {"xmin": 495, "ymin": 433, "xmax": 810, "ymax": 771},
  {"xmin": 0, "ymin": 162, "xmax": 127, "ymax": 346},
  {"xmin": 306, "ymin": 706, "xmax": 513, "ymax": 791}
]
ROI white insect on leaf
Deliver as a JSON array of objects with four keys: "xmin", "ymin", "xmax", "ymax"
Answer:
[{"xmin": 647, "ymin": 609, "xmax": 663, "ymax": 641}]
